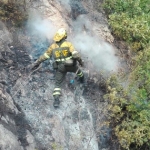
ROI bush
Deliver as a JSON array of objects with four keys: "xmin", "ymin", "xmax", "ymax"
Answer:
[
  {"xmin": 104, "ymin": 73, "xmax": 150, "ymax": 149},
  {"xmin": 103, "ymin": 0, "xmax": 150, "ymax": 51},
  {"xmin": 102, "ymin": 1, "xmax": 150, "ymax": 149},
  {"xmin": 103, "ymin": 0, "xmax": 150, "ymax": 16},
  {"xmin": 0, "ymin": 1, "xmax": 28, "ymax": 27},
  {"xmin": 109, "ymin": 13, "xmax": 150, "ymax": 51}
]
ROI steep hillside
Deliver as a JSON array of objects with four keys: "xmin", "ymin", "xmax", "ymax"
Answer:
[{"xmin": 0, "ymin": 0, "xmax": 120, "ymax": 150}]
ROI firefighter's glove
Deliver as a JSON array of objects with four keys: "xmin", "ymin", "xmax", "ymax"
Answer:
[{"xmin": 30, "ymin": 60, "xmax": 41, "ymax": 71}]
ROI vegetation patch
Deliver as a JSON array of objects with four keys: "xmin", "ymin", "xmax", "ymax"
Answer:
[
  {"xmin": 104, "ymin": 74, "xmax": 150, "ymax": 150},
  {"xmin": 103, "ymin": 0, "xmax": 150, "ymax": 51},
  {"xmin": 102, "ymin": 0, "xmax": 150, "ymax": 149},
  {"xmin": 0, "ymin": 1, "xmax": 28, "ymax": 27}
]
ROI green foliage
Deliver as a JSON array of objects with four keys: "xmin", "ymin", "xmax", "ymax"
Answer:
[
  {"xmin": 51, "ymin": 142, "xmax": 63, "ymax": 150},
  {"xmin": 104, "ymin": 75, "xmax": 150, "ymax": 149},
  {"xmin": 0, "ymin": 1, "xmax": 28, "ymax": 27},
  {"xmin": 109, "ymin": 13, "xmax": 150, "ymax": 51},
  {"xmin": 103, "ymin": 0, "xmax": 150, "ymax": 16},
  {"xmin": 130, "ymin": 47, "xmax": 150, "ymax": 96},
  {"xmin": 103, "ymin": 1, "xmax": 150, "ymax": 146},
  {"xmin": 103, "ymin": 0, "xmax": 150, "ymax": 51}
]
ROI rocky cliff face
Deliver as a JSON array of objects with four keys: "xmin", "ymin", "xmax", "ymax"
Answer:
[{"xmin": 0, "ymin": 0, "xmax": 118, "ymax": 150}]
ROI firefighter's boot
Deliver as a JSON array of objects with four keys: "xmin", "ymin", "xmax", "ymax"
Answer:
[
  {"xmin": 53, "ymin": 97, "xmax": 60, "ymax": 108},
  {"xmin": 79, "ymin": 75, "xmax": 85, "ymax": 83},
  {"xmin": 79, "ymin": 75, "xmax": 88, "ymax": 88}
]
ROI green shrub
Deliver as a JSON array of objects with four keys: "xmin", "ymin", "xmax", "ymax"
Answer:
[
  {"xmin": 0, "ymin": 1, "xmax": 28, "ymax": 27},
  {"xmin": 104, "ymin": 74, "xmax": 150, "ymax": 149},
  {"xmin": 103, "ymin": 0, "xmax": 150, "ymax": 51},
  {"xmin": 109, "ymin": 13, "xmax": 150, "ymax": 51},
  {"xmin": 102, "ymin": 0, "xmax": 150, "ymax": 148},
  {"xmin": 103, "ymin": 0, "xmax": 150, "ymax": 16},
  {"xmin": 130, "ymin": 47, "xmax": 150, "ymax": 95}
]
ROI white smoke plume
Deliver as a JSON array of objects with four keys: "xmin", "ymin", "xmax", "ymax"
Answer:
[
  {"xmin": 72, "ymin": 33, "xmax": 118, "ymax": 72},
  {"xmin": 26, "ymin": 3, "xmax": 119, "ymax": 73},
  {"xmin": 70, "ymin": 15, "xmax": 119, "ymax": 73},
  {"xmin": 26, "ymin": 11, "xmax": 56, "ymax": 41},
  {"xmin": 26, "ymin": 10, "xmax": 57, "ymax": 58},
  {"xmin": 56, "ymin": 0, "xmax": 70, "ymax": 8}
]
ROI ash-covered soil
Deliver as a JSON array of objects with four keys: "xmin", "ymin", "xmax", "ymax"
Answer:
[{"xmin": 0, "ymin": 0, "xmax": 123, "ymax": 150}]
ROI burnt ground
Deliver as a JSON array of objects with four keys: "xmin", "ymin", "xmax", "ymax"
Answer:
[
  {"xmin": 0, "ymin": 0, "xmax": 129, "ymax": 149},
  {"xmin": 0, "ymin": 29, "xmax": 112, "ymax": 149},
  {"xmin": 0, "ymin": 29, "xmax": 32, "ymax": 149}
]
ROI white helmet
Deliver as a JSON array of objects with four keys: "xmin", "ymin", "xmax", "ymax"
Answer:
[{"xmin": 53, "ymin": 28, "xmax": 67, "ymax": 42}]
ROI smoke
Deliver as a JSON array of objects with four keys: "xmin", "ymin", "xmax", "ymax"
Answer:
[
  {"xmin": 26, "ymin": 11, "xmax": 57, "ymax": 58},
  {"xmin": 56, "ymin": 0, "xmax": 71, "ymax": 10},
  {"xmin": 56, "ymin": 0, "xmax": 87, "ymax": 19},
  {"xmin": 27, "ymin": 11, "xmax": 57, "ymax": 40},
  {"xmin": 26, "ymin": 3, "xmax": 119, "ymax": 73},
  {"xmin": 70, "ymin": 15, "xmax": 119, "ymax": 73},
  {"xmin": 72, "ymin": 34, "xmax": 118, "ymax": 72},
  {"xmin": 57, "ymin": 0, "xmax": 70, "ymax": 5}
]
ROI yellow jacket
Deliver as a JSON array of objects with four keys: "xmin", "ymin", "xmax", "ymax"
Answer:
[{"xmin": 38, "ymin": 40, "xmax": 76, "ymax": 62}]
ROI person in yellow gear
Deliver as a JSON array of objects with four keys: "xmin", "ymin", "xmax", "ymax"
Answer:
[{"xmin": 30, "ymin": 28, "xmax": 84, "ymax": 108}]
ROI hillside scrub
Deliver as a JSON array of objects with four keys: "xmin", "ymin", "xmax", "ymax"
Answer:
[
  {"xmin": 103, "ymin": 0, "xmax": 150, "ymax": 149},
  {"xmin": 0, "ymin": 0, "xmax": 27, "ymax": 27},
  {"xmin": 103, "ymin": 0, "xmax": 150, "ymax": 51}
]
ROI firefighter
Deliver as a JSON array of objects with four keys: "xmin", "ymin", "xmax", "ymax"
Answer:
[{"xmin": 30, "ymin": 28, "xmax": 84, "ymax": 108}]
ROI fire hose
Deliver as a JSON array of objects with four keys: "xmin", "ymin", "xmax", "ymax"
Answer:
[{"xmin": 11, "ymin": 64, "xmax": 42, "ymax": 99}]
